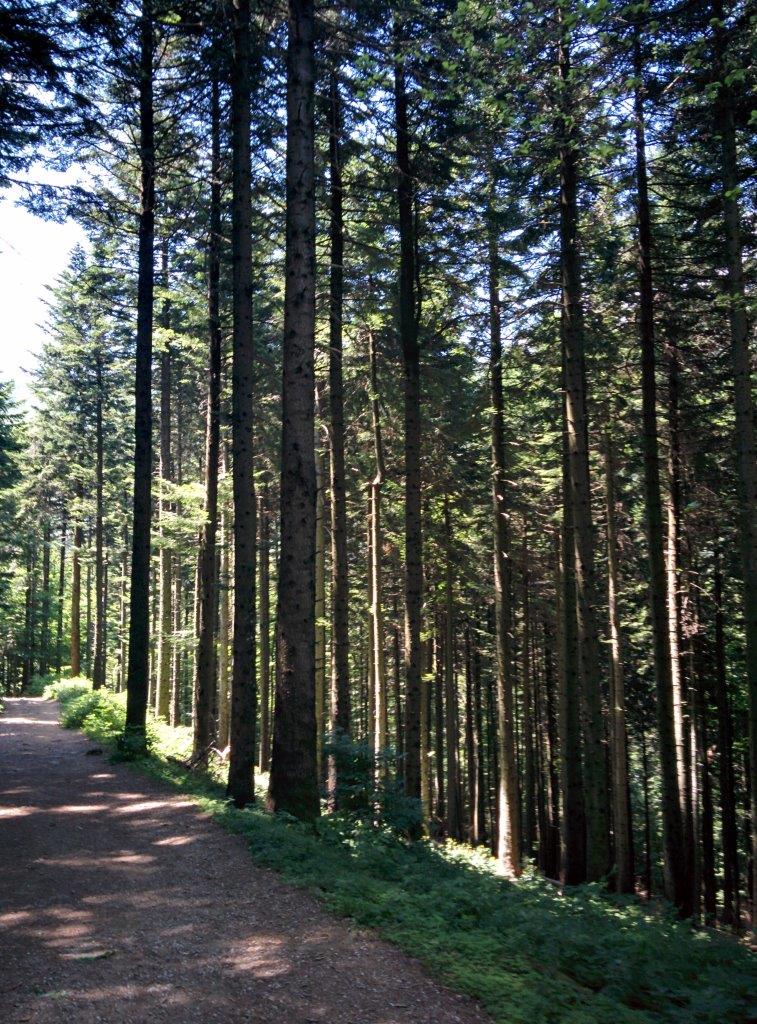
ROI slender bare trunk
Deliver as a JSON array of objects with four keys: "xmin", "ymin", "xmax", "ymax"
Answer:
[
  {"xmin": 124, "ymin": 0, "xmax": 155, "ymax": 749},
  {"xmin": 194, "ymin": 76, "xmax": 222, "ymax": 755},
  {"xmin": 394, "ymin": 27, "xmax": 423, "ymax": 810},
  {"xmin": 227, "ymin": 0, "xmax": 257, "ymax": 807},
  {"xmin": 712, "ymin": 0, "xmax": 757, "ymax": 927},
  {"xmin": 558, "ymin": 22, "xmax": 609, "ymax": 881},
  {"xmin": 604, "ymin": 431, "xmax": 634, "ymax": 893},
  {"xmin": 633, "ymin": 28, "xmax": 688, "ymax": 911},
  {"xmin": 257, "ymin": 482, "xmax": 271, "ymax": 771},
  {"xmin": 488, "ymin": 209, "xmax": 521, "ymax": 876}
]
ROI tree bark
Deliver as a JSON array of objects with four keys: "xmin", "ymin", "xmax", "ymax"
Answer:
[
  {"xmin": 368, "ymin": 327, "xmax": 387, "ymax": 783},
  {"xmin": 393, "ymin": 28, "xmax": 423, "ymax": 809},
  {"xmin": 714, "ymin": 548, "xmax": 740, "ymax": 927},
  {"xmin": 327, "ymin": 67, "xmax": 350, "ymax": 758},
  {"xmin": 55, "ymin": 519, "xmax": 66, "ymax": 678},
  {"xmin": 712, "ymin": 0, "xmax": 757, "ymax": 928},
  {"xmin": 156, "ymin": 241, "xmax": 172, "ymax": 720},
  {"xmin": 488, "ymin": 211, "xmax": 521, "ymax": 876},
  {"xmin": 124, "ymin": 0, "xmax": 155, "ymax": 749},
  {"xmin": 71, "ymin": 481, "xmax": 83, "ymax": 677},
  {"xmin": 269, "ymin": 0, "xmax": 319, "ymax": 821},
  {"xmin": 40, "ymin": 522, "xmax": 50, "ymax": 676},
  {"xmin": 257, "ymin": 482, "xmax": 271, "ymax": 771},
  {"xmin": 604, "ymin": 431, "xmax": 634, "ymax": 893},
  {"xmin": 193, "ymin": 75, "xmax": 222, "ymax": 757},
  {"xmin": 559, "ymin": 397, "xmax": 586, "ymax": 884},
  {"xmin": 633, "ymin": 29, "xmax": 688, "ymax": 912},
  {"xmin": 92, "ymin": 350, "xmax": 106, "ymax": 689},
  {"xmin": 315, "ymin": 447, "xmax": 326, "ymax": 779},
  {"xmin": 558, "ymin": 22, "xmax": 609, "ymax": 881},
  {"xmin": 521, "ymin": 537, "xmax": 535, "ymax": 858},
  {"xmin": 444, "ymin": 497, "xmax": 463, "ymax": 840},
  {"xmin": 217, "ymin": 449, "xmax": 231, "ymax": 750},
  {"xmin": 227, "ymin": 0, "xmax": 257, "ymax": 808}
]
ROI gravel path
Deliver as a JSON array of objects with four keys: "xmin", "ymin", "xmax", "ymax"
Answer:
[{"xmin": 0, "ymin": 697, "xmax": 490, "ymax": 1024}]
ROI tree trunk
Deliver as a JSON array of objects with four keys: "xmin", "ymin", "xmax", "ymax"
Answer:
[
  {"xmin": 55, "ymin": 519, "xmax": 66, "ymax": 678},
  {"xmin": 394, "ymin": 28, "xmax": 423, "ymax": 809},
  {"xmin": 315, "ymin": 447, "xmax": 326, "ymax": 779},
  {"xmin": 665, "ymin": 336, "xmax": 693, "ymax": 883},
  {"xmin": 124, "ymin": 0, "xmax": 155, "ymax": 749},
  {"xmin": 40, "ymin": 522, "xmax": 50, "ymax": 676},
  {"xmin": 641, "ymin": 727, "xmax": 653, "ymax": 899},
  {"xmin": 714, "ymin": 548, "xmax": 740, "ymax": 927},
  {"xmin": 633, "ymin": 29, "xmax": 688, "ymax": 912},
  {"xmin": 327, "ymin": 67, "xmax": 350, "ymax": 762},
  {"xmin": 712, "ymin": 0, "xmax": 757, "ymax": 929},
  {"xmin": 227, "ymin": 0, "xmax": 257, "ymax": 808},
  {"xmin": 258, "ymin": 483, "xmax": 271, "ymax": 771},
  {"xmin": 434, "ymin": 626, "xmax": 445, "ymax": 821},
  {"xmin": 217, "ymin": 450, "xmax": 231, "ymax": 750},
  {"xmin": 93, "ymin": 351, "xmax": 106, "ymax": 690},
  {"xmin": 558, "ymin": 23, "xmax": 609, "ymax": 882},
  {"xmin": 71, "ymin": 481, "xmax": 83, "ymax": 677},
  {"xmin": 464, "ymin": 623, "xmax": 480, "ymax": 844},
  {"xmin": 521, "ymin": 537, "xmax": 535, "ymax": 858},
  {"xmin": 559, "ymin": 399, "xmax": 586, "ymax": 884},
  {"xmin": 444, "ymin": 497, "xmax": 463, "ymax": 840},
  {"xmin": 269, "ymin": 0, "xmax": 319, "ymax": 821},
  {"xmin": 368, "ymin": 327, "xmax": 387, "ymax": 783},
  {"xmin": 156, "ymin": 242, "xmax": 172, "ymax": 720},
  {"xmin": 194, "ymin": 76, "xmax": 222, "ymax": 757},
  {"xmin": 488, "ymin": 210, "xmax": 521, "ymax": 876},
  {"xmin": 604, "ymin": 431, "xmax": 634, "ymax": 893}
]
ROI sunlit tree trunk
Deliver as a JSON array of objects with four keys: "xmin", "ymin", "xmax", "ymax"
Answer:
[
  {"xmin": 157, "ymin": 244, "xmax": 172, "ymax": 720},
  {"xmin": 55, "ymin": 519, "xmax": 66, "ymax": 679},
  {"xmin": 71, "ymin": 481, "xmax": 83, "ymax": 677}
]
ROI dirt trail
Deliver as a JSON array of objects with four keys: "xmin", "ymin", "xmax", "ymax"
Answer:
[{"xmin": 0, "ymin": 698, "xmax": 490, "ymax": 1024}]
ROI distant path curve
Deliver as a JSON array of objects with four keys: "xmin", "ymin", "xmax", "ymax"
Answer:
[{"xmin": 0, "ymin": 697, "xmax": 490, "ymax": 1024}]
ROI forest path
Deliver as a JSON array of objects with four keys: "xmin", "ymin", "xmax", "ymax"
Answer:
[{"xmin": 0, "ymin": 698, "xmax": 490, "ymax": 1024}]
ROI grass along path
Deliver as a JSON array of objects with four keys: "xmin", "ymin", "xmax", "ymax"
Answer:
[{"xmin": 53, "ymin": 681, "xmax": 756, "ymax": 1024}]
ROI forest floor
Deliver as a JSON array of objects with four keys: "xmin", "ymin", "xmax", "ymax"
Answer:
[{"xmin": 0, "ymin": 697, "xmax": 490, "ymax": 1024}]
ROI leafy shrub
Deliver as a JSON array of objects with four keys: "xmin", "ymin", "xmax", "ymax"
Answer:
[
  {"xmin": 25, "ymin": 672, "xmax": 59, "ymax": 696},
  {"xmin": 44, "ymin": 677, "xmax": 91, "ymax": 702},
  {"xmin": 324, "ymin": 733, "xmax": 422, "ymax": 836}
]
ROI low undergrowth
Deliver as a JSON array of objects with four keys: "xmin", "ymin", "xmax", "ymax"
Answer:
[{"xmin": 54, "ymin": 681, "xmax": 755, "ymax": 1024}]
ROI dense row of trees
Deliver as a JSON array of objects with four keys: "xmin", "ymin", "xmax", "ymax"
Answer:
[{"xmin": 1, "ymin": 0, "xmax": 753, "ymax": 930}]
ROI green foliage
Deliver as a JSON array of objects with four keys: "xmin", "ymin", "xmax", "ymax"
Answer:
[
  {"xmin": 25, "ymin": 672, "xmax": 59, "ymax": 696},
  {"xmin": 324, "ymin": 733, "xmax": 423, "ymax": 836},
  {"xmin": 44, "ymin": 677, "xmax": 92, "ymax": 702}
]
